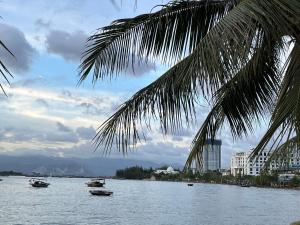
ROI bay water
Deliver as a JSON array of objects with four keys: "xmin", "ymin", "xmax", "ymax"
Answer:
[{"xmin": 0, "ymin": 177, "xmax": 299, "ymax": 225}]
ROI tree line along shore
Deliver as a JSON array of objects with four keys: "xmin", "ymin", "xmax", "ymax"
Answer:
[
  {"xmin": 115, "ymin": 166, "xmax": 300, "ymax": 189},
  {"xmin": 2, "ymin": 167, "xmax": 300, "ymax": 189}
]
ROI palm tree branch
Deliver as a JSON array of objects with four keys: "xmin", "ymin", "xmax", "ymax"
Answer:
[
  {"xmin": 91, "ymin": 0, "xmax": 298, "ymax": 154},
  {"xmin": 0, "ymin": 40, "xmax": 14, "ymax": 95},
  {"xmin": 252, "ymin": 41, "xmax": 300, "ymax": 159},
  {"xmin": 92, "ymin": 62, "xmax": 198, "ymax": 153},
  {"xmin": 188, "ymin": 0, "xmax": 300, "ymax": 95},
  {"xmin": 79, "ymin": 0, "xmax": 237, "ymax": 83},
  {"xmin": 184, "ymin": 36, "xmax": 281, "ymax": 169}
]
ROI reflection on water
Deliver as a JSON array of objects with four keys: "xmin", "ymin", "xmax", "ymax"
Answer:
[{"xmin": 0, "ymin": 177, "xmax": 299, "ymax": 225}]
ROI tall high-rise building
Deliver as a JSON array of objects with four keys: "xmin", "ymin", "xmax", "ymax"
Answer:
[{"xmin": 202, "ymin": 139, "xmax": 222, "ymax": 172}]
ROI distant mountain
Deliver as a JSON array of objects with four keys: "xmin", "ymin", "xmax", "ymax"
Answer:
[{"xmin": 0, "ymin": 155, "xmax": 182, "ymax": 176}]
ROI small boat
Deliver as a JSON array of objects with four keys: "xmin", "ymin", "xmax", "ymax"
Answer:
[
  {"xmin": 89, "ymin": 189, "xmax": 113, "ymax": 196},
  {"xmin": 187, "ymin": 183, "xmax": 194, "ymax": 186},
  {"xmin": 29, "ymin": 178, "xmax": 50, "ymax": 188},
  {"xmin": 240, "ymin": 182, "xmax": 250, "ymax": 187},
  {"xmin": 86, "ymin": 178, "xmax": 105, "ymax": 187}
]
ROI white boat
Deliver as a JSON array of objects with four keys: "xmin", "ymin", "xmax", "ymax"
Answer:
[
  {"xmin": 29, "ymin": 178, "xmax": 50, "ymax": 188},
  {"xmin": 240, "ymin": 182, "xmax": 250, "ymax": 187},
  {"xmin": 86, "ymin": 178, "xmax": 105, "ymax": 187}
]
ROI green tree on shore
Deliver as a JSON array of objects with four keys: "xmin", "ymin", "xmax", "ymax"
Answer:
[{"xmin": 79, "ymin": 0, "xmax": 300, "ymax": 169}]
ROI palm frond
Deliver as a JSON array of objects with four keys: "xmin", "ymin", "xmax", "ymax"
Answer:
[
  {"xmin": 92, "ymin": 0, "xmax": 299, "ymax": 155},
  {"xmin": 157, "ymin": 0, "xmax": 300, "ymax": 166},
  {"xmin": 82, "ymin": 0, "xmax": 300, "ymax": 165},
  {"xmin": 252, "ymin": 41, "xmax": 300, "ymax": 158},
  {"xmin": 93, "ymin": 64, "xmax": 198, "ymax": 153},
  {"xmin": 79, "ymin": 0, "xmax": 237, "ymax": 82},
  {"xmin": 187, "ymin": 0, "xmax": 300, "ymax": 95},
  {"xmin": 184, "ymin": 36, "xmax": 282, "ymax": 169},
  {"xmin": 0, "ymin": 40, "xmax": 14, "ymax": 95}
]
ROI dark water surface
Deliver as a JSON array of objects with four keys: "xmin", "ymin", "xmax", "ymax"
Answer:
[{"xmin": 0, "ymin": 177, "xmax": 299, "ymax": 225}]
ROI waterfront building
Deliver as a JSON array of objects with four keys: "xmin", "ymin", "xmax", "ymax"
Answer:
[
  {"xmin": 245, "ymin": 149, "xmax": 270, "ymax": 176},
  {"xmin": 230, "ymin": 152, "xmax": 249, "ymax": 176},
  {"xmin": 154, "ymin": 166, "xmax": 179, "ymax": 175},
  {"xmin": 230, "ymin": 149, "xmax": 300, "ymax": 176},
  {"xmin": 202, "ymin": 139, "xmax": 222, "ymax": 172},
  {"xmin": 231, "ymin": 149, "xmax": 271, "ymax": 176}
]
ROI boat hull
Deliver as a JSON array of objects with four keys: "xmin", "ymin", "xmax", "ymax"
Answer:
[
  {"xmin": 31, "ymin": 183, "xmax": 49, "ymax": 188},
  {"xmin": 29, "ymin": 179, "xmax": 50, "ymax": 188},
  {"xmin": 89, "ymin": 190, "xmax": 113, "ymax": 196}
]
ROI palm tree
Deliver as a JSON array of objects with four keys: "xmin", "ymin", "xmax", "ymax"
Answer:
[{"xmin": 79, "ymin": 0, "xmax": 300, "ymax": 170}]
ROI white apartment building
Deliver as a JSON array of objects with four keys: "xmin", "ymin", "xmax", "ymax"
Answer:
[
  {"xmin": 246, "ymin": 149, "xmax": 270, "ymax": 176},
  {"xmin": 230, "ymin": 152, "xmax": 248, "ymax": 176},
  {"xmin": 231, "ymin": 149, "xmax": 300, "ymax": 176}
]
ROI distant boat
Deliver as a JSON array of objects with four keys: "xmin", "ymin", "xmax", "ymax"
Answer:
[
  {"xmin": 29, "ymin": 178, "xmax": 50, "ymax": 188},
  {"xmin": 0, "ymin": 178, "xmax": 2, "ymax": 181},
  {"xmin": 86, "ymin": 178, "xmax": 105, "ymax": 187},
  {"xmin": 187, "ymin": 183, "xmax": 194, "ymax": 186},
  {"xmin": 89, "ymin": 189, "xmax": 113, "ymax": 196},
  {"xmin": 240, "ymin": 182, "xmax": 250, "ymax": 187}
]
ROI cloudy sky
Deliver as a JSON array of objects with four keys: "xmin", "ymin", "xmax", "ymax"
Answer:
[{"xmin": 0, "ymin": 0, "xmax": 269, "ymax": 167}]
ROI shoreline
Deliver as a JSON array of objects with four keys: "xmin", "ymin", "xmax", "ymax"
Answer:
[
  {"xmin": 113, "ymin": 177, "xmax": 300, "ymax": 190},
  {"xmin": 2, "ymin": 174, "xmax": 299, "ymax": 191}
]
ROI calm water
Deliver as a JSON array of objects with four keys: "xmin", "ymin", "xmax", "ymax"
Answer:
[{"xmin": 0, "ymin": 177, "xmax": 299, "ymax": 225}]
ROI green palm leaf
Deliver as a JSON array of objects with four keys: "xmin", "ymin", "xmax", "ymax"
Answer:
[
  {"xmin": 0, "ymin": 39, "xmax": 14, "ymax": 95},
  {"xmin": 80, "ymin": 0, "xmax": 300, "ymax": 171},
  {"xmin": 252, "ymin": 42, "xmax": 300, "ymax": 159},
  {"xmin": 79, "ymin": 0, "xmax": 237, "ymax": 83},
  {"xmin": 185, "ymin": 36, "xmax": 282, "ymax": 169}
]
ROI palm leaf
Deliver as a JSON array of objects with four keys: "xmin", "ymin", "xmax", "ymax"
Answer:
[
  {"xmin": 184, "ymin": 36, "xmax": 282, "ymax": 169},
  {"xmin": 79, "ymin": 0, "xmax": 237, "ymax": 83},
  {"xmin": 186, "ymin": 0, "xmax": 300, "ymax": 95},
  {"xmin": 93, "ymin": 64, "xmax": 198, "ymax": 153},
  {"xmin": 251, "ymin": 41, "xmax": 300, "ymax": 159},
  {"xmin": 82, "ymin": 0, "xmax": 300, "ymax": 166},
  {"xmin": 0, "ymin": 40, "xmax": 14, "ymax": 95}
]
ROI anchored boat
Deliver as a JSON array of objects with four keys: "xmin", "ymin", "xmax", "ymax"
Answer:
[
  {"xmin": 240, "ymin": 182, "xmax": 250, "ymax": 187},
  {"xmin": 29, "ymin": 178, "xmax": 50, "ymax": 188},
  {"xmin": 86, "ymin": 178, "xmax": 105, "ymax": 187},
  {"xmin": 89, "ymin": 189, "xmax": 113, "ymax": 196}
]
